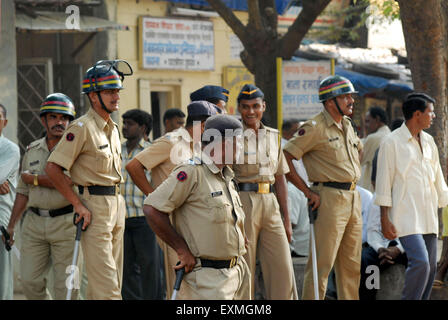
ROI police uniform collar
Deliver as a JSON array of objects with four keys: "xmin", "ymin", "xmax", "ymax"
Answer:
[
  {"xmin": 242, "ymin": 121, "xmax": 265, "ymax": 133},
  {"xmin": 202, "ymin": 153, "xmax": 234, "ymax": 178},
  {"xmin": 88, "ymin": 108, "xmax": 115, "ymax": 131},
  {"xmin": 168, "ymin": 126, "xmax": 192, "ymax": 143}
]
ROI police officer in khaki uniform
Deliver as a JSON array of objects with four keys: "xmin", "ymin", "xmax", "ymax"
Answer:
[
  {"xmin": 125, "ymin": 101, "xmax": 218, "ymax": 298},
  {"xmin": 45, "ymin": 60, "xmax": 133, "ymax": 300},
  {"xmin": 144, "ymin": 114, "xmax": 250, "ymax": 299},
  {"xmin": 233, "ymin": 84, "xmax": 298, "ymax": 300},
  {"xmin": 5, "ymin": 93, "xmax": 80, "ymax": 299},
  {"xmin": 190, "ymin": 85, "xmax": 229, "ymax": 114},
  {"xmin": 283, "ymin": 75, "xmax": 363, "ymax": 300}
]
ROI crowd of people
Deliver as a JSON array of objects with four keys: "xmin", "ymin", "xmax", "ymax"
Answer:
[{"xmin": 0, "ymin": 58, "xmax": 446, "ymax": 301}]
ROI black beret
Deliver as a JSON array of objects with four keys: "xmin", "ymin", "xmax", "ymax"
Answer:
[
  {"xmin": 190, "ymin": 85, "xmax": 229, "ymax": 102},
  {"xmin": 187, "ymin": 100, "xmax": 219, "ymax": 117},
  {"xmin": 204, "ymin": 114, "xmax": 243, "ymax": 136},
  {"xmin": 237, "ymin": 84, "xmax": 264, "ymax": 103}
]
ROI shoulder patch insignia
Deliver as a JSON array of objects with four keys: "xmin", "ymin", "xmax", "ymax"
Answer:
[
  {"xmin": 298, "ymin": 129, "xmax": 306, "ymax": 136},
  {"xmin": 66, "ymin": 133, "xmax": 75, "ymax": 141},
  {"xmin": 177, "ymin": 171, "xmax": 187, "ymax": 182}
]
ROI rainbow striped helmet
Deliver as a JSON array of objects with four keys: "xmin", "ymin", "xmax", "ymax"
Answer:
[
  {"xmin": 82, "ymin": 60, "xmax": 133, "ymax": 94},
  {"xmin": 318, "ymin": 75, "xmax": 357, "ymax": 102},
  {"xmin": 40, "ymin": 93, "xmax": 76, "ymax": 120}
]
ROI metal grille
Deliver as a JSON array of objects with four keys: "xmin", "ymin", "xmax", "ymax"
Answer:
[{"xmin": 17, "ymin": 59, "xmax": 53, "ymax": 154}]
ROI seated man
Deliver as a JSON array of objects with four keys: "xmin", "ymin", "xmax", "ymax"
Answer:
[{"xmin": 359, "ymin": 149, "xmax": 407, "ymax": 300}]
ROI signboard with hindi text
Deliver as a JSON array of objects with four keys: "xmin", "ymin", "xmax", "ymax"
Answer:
[
  {"xmin": 282, "ymin": 60, "xmax": 332, "ymax": 120},
  {"xmin": 222, "ymin": 66, "xmax": 254, "ymax": 115},
  {"xmin": 139, "ymin": 16, "xmax": 214, "ymax": 70}
]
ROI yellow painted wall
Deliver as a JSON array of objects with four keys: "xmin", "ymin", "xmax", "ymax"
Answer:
[{"xmin": 115, "ymin": 0, "xmax": 249, "ymax": 119}]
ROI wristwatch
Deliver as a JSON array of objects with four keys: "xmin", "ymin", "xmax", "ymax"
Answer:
[{"xmin": 33, "ymin": 174, "xmax": 39, "ymax": 186}]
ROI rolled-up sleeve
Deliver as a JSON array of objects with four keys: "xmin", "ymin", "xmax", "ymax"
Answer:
[{"xmin": 374, "ymin": 139, "xmax": 394, "ymax": 207}]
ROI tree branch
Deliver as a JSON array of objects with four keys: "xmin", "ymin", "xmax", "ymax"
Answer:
[
  {"xmin": 206, "ymin": 0, "xmax": 248, "ymax": 44},
  {"xmin": 248, "ymin": 0, "xmax": 263, "ymax": 31},
  {"xmin": 278, "ymin": 0, "xmax": 332, "ymax": 58}
]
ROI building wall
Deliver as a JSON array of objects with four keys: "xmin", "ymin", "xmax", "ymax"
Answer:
[{"xmin": 115, "ymin": 0, "xmax": 248, "ymax": 123}]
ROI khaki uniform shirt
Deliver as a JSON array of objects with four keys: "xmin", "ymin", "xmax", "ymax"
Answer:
[
  {"xmin": 135, "ymin": 126, "xmax": 192, "ymax": 189},
  {"xmin": 145, "ymin": 155, "xmax": 246, "ymax": 260},
  {"xmin": 232, "ymin": 123, "xmax": 289, "ymax": 184},
  {"xmin": 47, "ymin": 108, "xmax": 122, "ymax": 186},
  {"xmin": 283, "ymin": 109, "xmax": 362, "ymax": 183},
  {"xmin": 17, "ymin": 137, "xmax": 73, "ymax": 210}
]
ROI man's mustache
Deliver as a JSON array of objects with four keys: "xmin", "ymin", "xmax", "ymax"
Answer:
[{"xmin": 51, "ymin": 125, "xmax": 66, "ymax": 131}]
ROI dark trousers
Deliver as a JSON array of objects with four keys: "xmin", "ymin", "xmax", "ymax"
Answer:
[
  {"xmin": 399, "ymin": 234, "xmax": 437, "ymax": 300},
  {"xmin": 359, "ymin": 244, "xmax": 408, "ymax": 300},
  {"xmin": 122, "ymin": 216, "xmax": 165, "ymax": 300}
]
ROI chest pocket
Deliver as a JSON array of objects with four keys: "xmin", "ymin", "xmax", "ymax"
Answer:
[
  {"xmin": 326, "ymin": 139, "xmax": 347, "ymax": 162},
  {"xmin": 96, "ymin": 147, "xmax": 113, "ymax": 174},
  {"xmin": 206, "ymin": 195, "xmax": 232, "ymax": 224}
]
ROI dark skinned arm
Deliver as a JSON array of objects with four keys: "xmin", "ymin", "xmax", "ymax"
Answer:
[
  {"xmin": 144, "ymin": 204, "xmax": 196, "ymax": 273},
  {"xmin": 284, "ymin": 150, "xmax": 320, "ymax": 210},
  {"xmin": 274, "ymin": 174, "xmax": 292, "ymax": 243},
  {"xmin": 2, "ymin": 193, "xmax": 28, "ymax": 247},
  {"xmin": 21, "ymin": 171, "xmax": 73, "ymax": 189},
  {"xmin": 45, "ymin": 162, "xmax": 91, "ymax": 230},
  {"xmin": 126, "ymin": 158, "xmax": 154, "ymax": 196}
]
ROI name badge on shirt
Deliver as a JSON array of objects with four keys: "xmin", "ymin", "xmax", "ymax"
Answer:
[
  {"xmin": 29, "ymin": 160, "xmax": 40, "ymax": 166},
  {"xmin": 99, "ymin": 144, "xmax": 109, "ymax": 150},
  {"xmin": 211, "ymin": 191, "xmax": 223, "ymax": 198},
  {"xmin": 328, "ymin": 137, "xmax": 339, "ymax": 142}
]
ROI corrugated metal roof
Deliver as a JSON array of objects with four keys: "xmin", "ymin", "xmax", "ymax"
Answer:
[{"xmin": 16, "ymin": 11, "xmax": 128, "ymax": 33}]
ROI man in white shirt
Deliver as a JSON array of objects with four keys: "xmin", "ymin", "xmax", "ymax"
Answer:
[
  {"xmin": 359, "ymin": 107, "xmax": 390, "ymax": 192},
  {"xmin": 375, "ymin": 92, "xmax": 448, "ymax": 300},
  {"xmin": 359, "ymin": 150, "xmax": 407, "ymax": 300}
]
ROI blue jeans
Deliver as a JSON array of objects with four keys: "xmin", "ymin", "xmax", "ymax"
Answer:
[
  {"xmin": 122, "ymin": 216, "xmax": 165, "ymax": 300},
  {"xmin": 399, "ymin": 233, "xmax": 437, "ymax": 300}
]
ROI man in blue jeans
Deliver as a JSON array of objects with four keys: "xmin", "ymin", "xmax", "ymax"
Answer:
[
  {"xmin": 121, "ymin": 109, "xmax": 164, "ymax": 299},
  {"xmin": 375, "ymin": 92, "xmax": 448, "ymax": 300}
]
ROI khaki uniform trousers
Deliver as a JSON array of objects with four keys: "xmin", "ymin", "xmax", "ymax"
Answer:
[
  {"xmin": 240, "ymin": 192, "xmax": 298, "ymax": 300},
  {"xmin": 177, "ymin": 257, "xmax": 251, "ymax": 300},
  {"xmin": 20, "ymin": 210, "xmax": 80, "ymax": 300},
  {"xmin": 157, "ymin": 236, "xmax": 178, "ymax": 299},
  {"xmin": 80, "ymin": 191, "xmax": 125, "ymax": 300},
  {"xmin": 302, "ymin": 185, "xmax": 362, "ymax": 300}
]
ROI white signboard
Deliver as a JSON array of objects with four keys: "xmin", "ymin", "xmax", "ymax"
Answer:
[
  {"xmin": 282, "ymin": 60, "xmax": 332, "ymax": 120},
  {"xmin": 140, "ymin": 17, "xmax": 214, "ymax": 70},
  {"xmin": 229, "ymin": 34, "xmax": 244, "ymax": 60}
]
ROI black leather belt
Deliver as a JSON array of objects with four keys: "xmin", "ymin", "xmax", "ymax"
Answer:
[
  {"xmin": 200, "ymin": 257, "xmax": 239, "ymax": 269},
  {"xmin": 237, "ymin": 183, "xmax": 274, "ymax": 194},
  {"xmin": 30, "ymin": 204, "xmax": 74, "ymax": 218},
  {"xmin": 313, "ymin": 182, "xmax": 356, "ymax": 191},
  {"xmin": 78, "ymin": 185, "xmax": 119, "ymax": 196}
]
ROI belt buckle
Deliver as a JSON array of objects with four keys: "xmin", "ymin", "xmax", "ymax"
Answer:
[
  {"xmin": 229, "ymin": 257, "xmax": 237, "ymax": 268},
  {"xmin": 350, "ymin": 182, "xmax": 356, "ymax": 191},
  {"xmin": 39, "ymin": 209, "xmax": 51, "ymax": 217},
  {"xmin": 258, "ymin": 183, "xmax": 269, "ymax": 194}
]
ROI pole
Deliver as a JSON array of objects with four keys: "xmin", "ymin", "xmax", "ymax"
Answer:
[{"xmin": 308, "ymin": 206, "xmax": 319, "ymax": 300}]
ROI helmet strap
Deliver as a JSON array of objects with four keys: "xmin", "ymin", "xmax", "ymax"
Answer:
[
  {"xmin": 97, "ymin": 91, "xmax": 113, "ymax": 114},
  {"xmin": 333, "ymin": 97, "xmax": 344, "ymax": 116}
]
